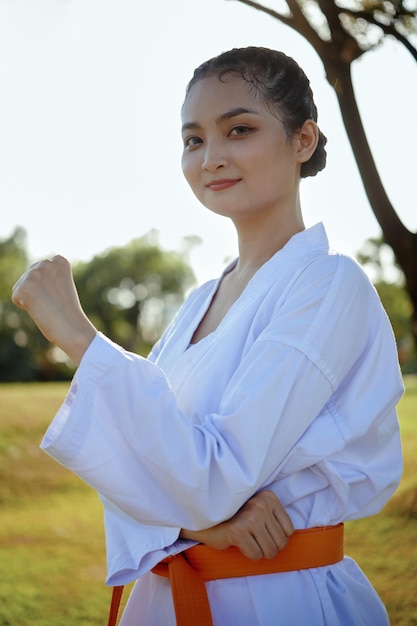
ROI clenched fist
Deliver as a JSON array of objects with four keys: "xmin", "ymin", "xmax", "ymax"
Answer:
[{"xmin": 12, "ymin": 255, "xmax": 97, "ymax": 365}]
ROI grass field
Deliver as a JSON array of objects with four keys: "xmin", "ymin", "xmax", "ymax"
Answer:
[{"xmin": 0, "ymin": 378, "xmax": 416, "ymax": 625}]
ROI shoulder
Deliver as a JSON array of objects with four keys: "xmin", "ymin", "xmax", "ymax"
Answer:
[
  {"xmin": 291, "ymin": 247, "xmax": 378, "ymax": 311},
  {"xmin": 294, "ymin": 249, "xmax": 383, "ymax": 336},
  {"xmin": 260, "ymin": 248, "xmax": 392, "ymax": 383},
  {"xmin": 272, "ymin": 224, "xmax": 374, "ymax": 307},
  {"xmin": 273, "ymin": 248, "xmax": 373, "ymax": 320},
  {"xmin": 300, "ymin": 252, "xmax": 395, "ymax": 385}
]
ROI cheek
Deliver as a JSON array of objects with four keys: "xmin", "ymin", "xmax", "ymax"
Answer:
[{"xmin": 181, "ymin": 153, "xmax": 196, "ymax": 186}]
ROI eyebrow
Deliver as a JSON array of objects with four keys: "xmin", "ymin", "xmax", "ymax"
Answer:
[{"xmin": 181, "ymin": 107, "xmax": 260, "ymax": 133}]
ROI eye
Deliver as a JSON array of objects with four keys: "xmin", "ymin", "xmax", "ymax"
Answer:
[
  {"xmin": 183, "ymin": 136, "xmax": 203, "ymax": 150},
  {"xmin": 229, "ymin": 125, "xmax": 253, "ymax": 137}
]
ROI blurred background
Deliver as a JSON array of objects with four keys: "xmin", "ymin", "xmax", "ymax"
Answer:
[
  {"xmin": 0, "ymin": 4, "xmax": 416, "ymax": 623},
  {"xmin": 0, "ymin": 0, "xmax": 416, "ymax": 380}
]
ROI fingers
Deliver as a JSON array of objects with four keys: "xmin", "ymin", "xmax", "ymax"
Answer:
[
  {"xmin": 229, "ymin": 490, "xmax": 295, "ymax": 560},
  {"xmin": 227, "ymin": 516, "xmax": 281, "ymax": 561},
  {"xmin": 236, "ymin": 534, "xmax": 265, "ymax": 561},
  {"xmin": 12, "ymin": 255, "xmax": 71, "ymax": 308},
  {"xmin": 259, "ymin": 490, "xmax": 294, "ymax": 558},
  {"xmin": 183, "ymin": 490, "xmax": 295, "ymax": 562},
  {"xmin": 269, "ymin": 491, "xmax": 295, "ymax": 538},
  {"xmin": 12, "ymin": 261, "xmax": 40, "ymax": 308}
]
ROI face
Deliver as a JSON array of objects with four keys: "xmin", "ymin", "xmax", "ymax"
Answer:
[{"xmin": 181, "ymin": 75, "xmax": 304, "ymax": 223}]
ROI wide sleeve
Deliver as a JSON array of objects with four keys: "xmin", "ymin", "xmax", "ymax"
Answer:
[
  {"xmin": 41, "ymin": 255, "xmax": 403, "ymax": 531},
  {"xmin": 41, "ymin": 331, "xmax": 335, "ymax": 529}
]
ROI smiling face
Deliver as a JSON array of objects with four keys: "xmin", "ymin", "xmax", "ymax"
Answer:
[{"xmin": 181, "ymin": 75, "xmax": 309, "ymax": 225}]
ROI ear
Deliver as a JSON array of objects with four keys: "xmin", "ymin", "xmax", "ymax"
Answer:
[{"xmin": 296, "ymin": 120, "xmax": 319, "ymax": 164}]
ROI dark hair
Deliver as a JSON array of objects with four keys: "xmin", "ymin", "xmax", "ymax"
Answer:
[{"xmin": 185, "ymin": 47, "xmax": 327, "ymax": 178}]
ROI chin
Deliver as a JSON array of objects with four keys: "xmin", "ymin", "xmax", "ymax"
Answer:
[
  {"xmin": 206, "ymin": 208, "xmax": 240, "ymax": 220},
  {"xmin": 202, "ymin": 199, "xmax": 246, "ymax": 219}
]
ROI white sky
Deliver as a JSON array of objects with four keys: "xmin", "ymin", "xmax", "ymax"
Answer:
[{"xmin": 0, "ymin": 0, "xmax": 416, "ymax": 284}]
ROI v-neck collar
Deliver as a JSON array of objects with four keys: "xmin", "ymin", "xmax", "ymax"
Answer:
[
  {"xmin": 156, "ymin": 223, "xmax": 329, "ymax": 375},
  {"xmin": 188, "ymin": 223, "xmax": 329, "ymax": 348}
]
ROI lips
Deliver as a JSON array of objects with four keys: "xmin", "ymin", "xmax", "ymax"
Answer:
[{"xmin": 206, "ymin": 178, "xmax": 241, "ymax": 191}]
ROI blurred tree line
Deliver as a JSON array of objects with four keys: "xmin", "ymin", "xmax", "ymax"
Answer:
[
  {"xmin": 0, "ymin": 227, "xmax": 415, "ymax": 382},
  {"xmin": 0, "ymin": 228, "xmax": 195, "ymax": 382},
  {"xmin": 356, "ymin": 236, "xmax": 417, "ymax": 373}
]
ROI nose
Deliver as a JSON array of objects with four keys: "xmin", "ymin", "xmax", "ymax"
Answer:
[{"xmin": 201, "ymin": 141, "xmax": 228, "ymax": 173}]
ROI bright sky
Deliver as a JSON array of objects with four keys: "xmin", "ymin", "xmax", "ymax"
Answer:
[{"xmin": 0, "ymin": 0, "xmax": 416, "ymax": 284}]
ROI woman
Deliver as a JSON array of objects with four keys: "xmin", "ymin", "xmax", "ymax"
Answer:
[{"xmin": 13, "ymin": 47, "xmax": 403, "ymax": 625}]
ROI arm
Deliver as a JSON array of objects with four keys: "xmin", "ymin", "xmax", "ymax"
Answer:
[
  {"xmin": 14, "ymin": 254, "xmax": 402, "ymax": 531},
  {"xmin": 180, "ymin": 490, "xmax": 294, "ymax": 560},
  {"xmin": 10, "ymin": 258, "xmax": 298, "ymax": 535}
]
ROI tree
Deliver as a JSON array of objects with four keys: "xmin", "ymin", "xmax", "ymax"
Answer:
[
  {"xmin": 0, "ymin": 229, "xmax": 196, "ymax": 381},
  {"xmin": 73, "ymin": 232, "xmax": 196, "ymax": 356},
  {"xmin": 0, "ymin": 228, "xmax": 46, "ymax": 381},
  {"xmin": 230, "ymin": 0, "xmax": 417, "ymax": 348},
  {"xmin": 357, "ymin": 237, "xmax": 416, "ymax": 371}
]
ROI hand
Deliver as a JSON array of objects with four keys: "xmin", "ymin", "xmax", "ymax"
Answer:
[
  {"xmin": 12, "ymin": 255, "xmax": 97, "ymax": 365},
  {"xmin": 180, "ymin": 490, "xmax": 294, "ymax": 560}
]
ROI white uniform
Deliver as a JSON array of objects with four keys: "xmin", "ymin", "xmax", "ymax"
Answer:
[{"xmin": 41, "ymin": 224, "xmax": 403, "ymax": 625}]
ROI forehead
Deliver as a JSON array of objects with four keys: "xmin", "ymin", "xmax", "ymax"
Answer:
[{"xmin": 181, "ymin": 75, "xmax": 265, "ymax": 123}]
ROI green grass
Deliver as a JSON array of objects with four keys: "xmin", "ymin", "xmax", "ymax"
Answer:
[
  {"xmin": 0, "ymin": 383, "xmax": 116, "ymax": 626},
  {"xmin": 0, "ymin": 378, "xmax": 416, "ymax": 625},
  {"xmin": 344, "ymin": 375, "xmax": 417, "ymax": 626}
]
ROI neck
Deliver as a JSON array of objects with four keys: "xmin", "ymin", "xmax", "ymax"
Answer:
[{"xmin": 232, "ymin": 206, "xmax": 305, "ymax": 277}]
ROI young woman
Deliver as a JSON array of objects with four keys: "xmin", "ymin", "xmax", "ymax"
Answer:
[{"xmin": 12, "ymin": 47, "xmax": 403, "ymax": 625}]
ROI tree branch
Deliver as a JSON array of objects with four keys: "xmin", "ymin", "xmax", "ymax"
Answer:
[
  {"xmin": 341, "ymin": 8, "xmax": 417, "ymax": 62},
  {"xmin": 316, "ymin": 0, "xmax": 342, "ymax": 36},
  {"xmin": 229, "ymin": 0, "xmax": 327, "ymax": 54},
  {"xmin": 228, "ymin": 0, "xmax": 294, "ymax": 28},
  {"xmin": 317, "ymin": 0, "xmax": 364, "ymax": 61}
]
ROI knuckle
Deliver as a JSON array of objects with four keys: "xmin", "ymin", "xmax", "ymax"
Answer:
[
  {"xmin": 251, "ymin": 499, "xmax": 266, "ymax": 515},
  {"xmin": 256, "ymin": 497, "xmax": 268, "ymax": 511},
  {"xmin": 53, "ymin": 254, "xmax": 67, "ymax": 265},
  {"xmin": 242, "ymin": 509, "xmax": 255, "ymax": 523}
]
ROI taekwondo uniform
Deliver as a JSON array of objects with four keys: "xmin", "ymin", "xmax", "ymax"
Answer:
[{"xmin": 42, "ymin": 224, "xmax": 403, "ymax": 625}]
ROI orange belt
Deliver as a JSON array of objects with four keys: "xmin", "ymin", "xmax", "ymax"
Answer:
[{"xmin": 108, "ymin": 523, "xmax": 344, "ymax": 626}]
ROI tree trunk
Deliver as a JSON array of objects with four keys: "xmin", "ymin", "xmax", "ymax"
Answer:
[
  {"xmin": 322, "ymin": 59, "xmax": 417, "ymax": 347},
  {"xmin": 231, "ymin": 0, "xmax": 417, "ymax": 350}
]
